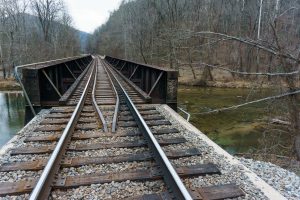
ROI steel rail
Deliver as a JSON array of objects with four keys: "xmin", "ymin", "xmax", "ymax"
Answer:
[
  {"xmin": 100, "ymin": 58, "xmax": 119, "ymax": 132},
  {"xmin": 104, "ymin": 62, "xmax": 193, "ymax": 200},
  {"xmin": 92, "ymin": 58, "xmax": 108, "ymax": 132},
  {"xmin": 29, "ymin": 59, "xmax": 96, "ymax": 200}
]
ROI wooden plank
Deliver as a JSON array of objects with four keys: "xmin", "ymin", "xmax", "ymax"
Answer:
[
  {"xmin": 10, "ymin": 146, "xmax": 54, "ymax": 155},
  {"xmin": 153, "ymin": 128, "xmax": 179, "ymax": 135},
  {"xmin": 50, "ymin": 108, "xmax": 74, "ymax": 113},
  {"xmin": 0, "ymin": 180, "xmax": 36, "ymax": 196},
  {"xmin": 24, "ymin": 128, "xmax": 180, "ymax": 143},
  {"xmin": 54, "ymin": 164, "xmax": 220, "ymax": 189},
  {"xmin": 63, "ymin": 148, "xmax": 201, "ymax": 167},
  {"xmin": 34, "ymin": 125, "xmax": 66, "ymax": 132},
  {"xmin": 192, "ymin": 184, "xmax": 245, "ymax": 200},
  {"xmin": 75, "ymin": 124, "xmax": 99, "ymax": 130},
  {"xmin": 143, "ymin": 115, "xmax": 165, "ymax": 121},
  {"xmin": 146, "ymin": 120, "xmax": 171, "ymax": 126},
  {"xmin": 166, "ymin": 148, "xmax": 202, "ymax": 159},
  {"xmin": 80, "ymin": 112, "xmax": 96, "ymax": 117},
  {"xmin": 119, "ymin": 120, "xmax": 171, "ymax": 127},
  {"xmin": 118, "ymin": 121, "xmax": 138, "ymax": 127},
  {"xmin": 24, "ymin": 134, "xmax": 61, "ymax": 142},
  {"xmin": 0, "ymin": 148, "xmax": 202, "ymax": 172},
  {"xmin": 82, "ymin": 107, "xmax": 94, "ymax": 112},
  {"xmin": 69, "ymin": 140, "xmax": 144, "ymax": 151},
  {"xmin": 69, "ymin": 137, "xmax": 186, "ymax": 151},
  {"xmin": 126, "ymin": 184, "xmax": 245, "ymax": 200},
  {"xmin": 77, "ymin": 118, "xmax": 97, "ymax": 123},
  {"xmin": 24, "ymin": 130, "xmax": 142, "ymax": 142},
  {"xmin": 119, "ymin": 115, "xmax": 164, "ymax": 121},
  {"xmin": 40, "ymin": 119, "xmax": 69, "ymax": 125},
  {"xmin": 124, "ymin": 192, "xmax": 172, "ymax": 200},
  {"xmin": 12, "ymin": 137, "xmax": 186, "ymax": 154},
  {"xmin": 121, "ymin": 110, "xmax": 160, "ymax": 116},
  {"xmin": 62, "ymin": 152, "xmax": 153, "ymax": 167},
  {"xmin": 0, "ymin": 159, "xmax": 47, "ymax": 172},
  {"xmin": 45, "ymin": 113, "xmax": 72, "ymax": 118}
]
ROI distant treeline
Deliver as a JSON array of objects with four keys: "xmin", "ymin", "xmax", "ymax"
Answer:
[{"xmin": 88, "ymin": 0, "xmax": 300, "ymax": 81}]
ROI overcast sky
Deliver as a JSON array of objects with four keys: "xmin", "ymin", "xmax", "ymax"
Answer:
[{"xmin": 64, "ymin": 0, "xmax": 122, "ymax": 33}]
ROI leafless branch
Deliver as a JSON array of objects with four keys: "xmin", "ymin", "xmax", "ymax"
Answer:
[
  {"xmin": 179, "ymin": 61, "xmax": 299, "ymax": 76},
  {"xmin": 191, "ymin": 31, "xmax": 298, "ymax": 61},
  {"xmin": 192, "ymin": 90, "xmax": 300, "ymax": 115}
]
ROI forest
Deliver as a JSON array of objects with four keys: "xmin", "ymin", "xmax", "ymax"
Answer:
[
  {"xmin": 89, "ymin": 0, "xmax": 299, "ymax": 83},
  {"xmin": 0, "ymin": 0, "xmax": 86, "ymax": 79}
]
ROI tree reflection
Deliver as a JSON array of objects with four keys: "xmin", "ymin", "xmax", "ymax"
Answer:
[{"xmin": 0, "ymin": 92, "xmax": 25, "ymax": 147}]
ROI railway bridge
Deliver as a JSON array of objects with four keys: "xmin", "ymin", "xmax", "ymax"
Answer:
[{"xmin": 0, "ymin": 55, "xmax": 285, "ymax": 199}]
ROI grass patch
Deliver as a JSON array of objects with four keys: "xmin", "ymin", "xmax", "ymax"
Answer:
[{"xmin": 0, "ymin": 78, "xmax": 21, "ymax": 91}]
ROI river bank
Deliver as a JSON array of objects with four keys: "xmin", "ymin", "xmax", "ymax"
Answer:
[
  {"xmin": 177, "ymin": 67, "xmax": 293, "ymax": 88},
  {"xmin": 0, "ymin": 79, "xmax": 21, "ymax": 91},
  {"xmin": 179, "ymin": 79, "xmax": 272, "ymax": 88}
]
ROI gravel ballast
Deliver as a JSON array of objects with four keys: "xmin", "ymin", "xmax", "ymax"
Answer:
[{"xmin": 238, "ymin": 157, "xmax": 300, "ymax": 199}]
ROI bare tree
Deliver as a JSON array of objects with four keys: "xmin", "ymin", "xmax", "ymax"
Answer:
[
  {"xmin": 0, "ymin": 0, "xmax": 82, "ymax": 79},
  {"xmin": 31, "ymin": 0, "xmax": 63, "ymax": 42}
]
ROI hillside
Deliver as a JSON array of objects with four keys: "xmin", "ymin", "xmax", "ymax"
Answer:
[
  {"xmin": 88, "ymin": 0, "xmax": 300, "ymax": 85},
  {"xmin": 0, "ymin": 2, "xmax": 86, "ymax": 79}
]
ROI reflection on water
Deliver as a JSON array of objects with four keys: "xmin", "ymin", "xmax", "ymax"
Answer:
[
  {"xmin": 0, "ymin": 92, "xmax": 25, "ymax": 147},
  {"xmin": 178, "ymin": 86, "xmax": 282, "ymax": 154}
]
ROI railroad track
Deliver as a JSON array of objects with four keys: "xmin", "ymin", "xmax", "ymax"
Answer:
[{"xmin": 0, "ymin": 56, "xmax": 245, "ymax": 199}]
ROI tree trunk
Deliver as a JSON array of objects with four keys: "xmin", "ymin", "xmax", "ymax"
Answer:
[
  {"xmin": 281, "ymin": 55, "xmax": 300, "ymax": 159},
  {"xmin": 201, "ymin": 66, "xmax": 213, "ymax": 85},
  {"xmin": 187, "ymin": 48, "xmax": 196, "ymax": 79},
  {"xmin": 8, "ymin": 31, "xmax": 14, "ymax": 77},
  {"xmin": 0, "ymin": 44, "xmax": 6, "ymax": 79},
  {"xmin": 288, "ymin": 93, "xmax": 300, "ymax": 160},
  {"xmin": 295, "ymin": 134, "xmax": 300, "ymax": 160}
]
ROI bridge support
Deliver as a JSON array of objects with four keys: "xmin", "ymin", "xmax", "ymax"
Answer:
[{"xmin": 18, "ymin": 55, "xmax": 92, "ymax": 124}]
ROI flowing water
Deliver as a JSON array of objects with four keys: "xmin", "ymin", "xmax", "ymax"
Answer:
[
  {"xmin": 0, "ymin": 92, "xmax": 25, "ymax": 148},
  {"xmin": 178, "ymin": 86, "xmax": 282, "ymax": 154}
]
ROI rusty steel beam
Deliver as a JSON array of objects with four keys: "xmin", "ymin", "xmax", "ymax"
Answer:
[
  {"xmin": 120, "ymin": 62, "xmax": 126, "ymax": 71},
  {"xmin": 129, "ymin": 65, "xmax": 139, "ymax": 80},
  {"xmin": 75, "ymin": 60, "xmax": 83, "ymax": 71},
  {"xmin": 148, "ymin": 71, "xmax": 163, "ymax": 96},
  {"xmin": 64, "ymin": 63, "xmax": 76, "ymax": 80},
  {"xmin": 42, "ymin": 70, "xmax": 62, "ymax": 97}
]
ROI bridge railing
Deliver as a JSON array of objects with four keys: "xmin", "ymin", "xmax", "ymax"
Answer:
[
  {"xmin": 104, "ymin": 55, "xmax": 178, "ymax": 109},
  {"xmin": 17, "ymin": 55, "xmax": 92, "ymax": 123}
]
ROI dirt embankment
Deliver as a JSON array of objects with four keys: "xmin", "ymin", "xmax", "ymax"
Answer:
[
  {"xmin": 178, "ymin": 68, "xmax": 276, "ymax": 88},
  {"xmin": 0, "ymin": 78, "xmax": 21, "ymax": 91}
]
